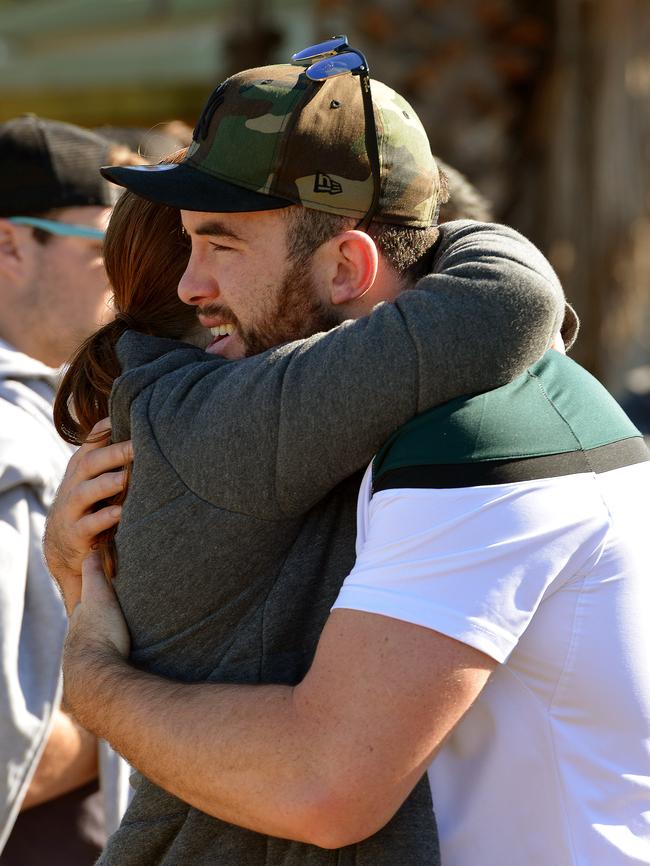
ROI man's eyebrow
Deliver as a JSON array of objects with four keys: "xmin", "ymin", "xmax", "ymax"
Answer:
[{"xmin": 190, "ymin": 220, "xmax": 245, "ymax": 241}]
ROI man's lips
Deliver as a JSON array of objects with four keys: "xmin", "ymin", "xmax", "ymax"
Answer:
[{"xmin": 198, "ymin": 313, "xmax": 234, "ymax": 331}]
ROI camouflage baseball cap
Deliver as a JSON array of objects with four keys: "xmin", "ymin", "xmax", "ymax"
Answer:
[{"xmin": 101, "ymin": 64, "xmax": 442, "ymax": 228}]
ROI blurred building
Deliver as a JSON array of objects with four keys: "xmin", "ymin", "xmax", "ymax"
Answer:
[
  {"xmin": 2, "ymin": 0, "xmax": 649, "ymax": 396},
  {"xmin": 0, "ymin": 0, "xmax": 311, "ymax": 126}
]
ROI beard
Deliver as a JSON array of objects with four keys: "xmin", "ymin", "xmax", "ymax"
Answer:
[
  {"xmin": 196, "ymin": 253, "xmax": 341, "ymax": 358},
  {"xmin": 240, "ymin": 254, "xmax": 341, "ymax": 357}
]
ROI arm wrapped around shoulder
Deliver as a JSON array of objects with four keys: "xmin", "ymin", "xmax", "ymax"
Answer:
[{"xmin": 399, "ymin": 219, "xmax": 567, "ymax": 410}]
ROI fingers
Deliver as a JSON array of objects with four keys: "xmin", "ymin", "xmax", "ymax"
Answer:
[
  {"xmin": 44, "ymin": 420, "xmax": 131, "ymax": 589},
  {"xmin": 82, "ymin": 548, "xmax": 104, "ymax": 574},
  {"xmin": 78, "ymin": 505, "xmax": 123, "ymax": 541},
  {"xmin": 61, "ymin": 422, "xmax": 132, "ymax": 518},
  {"xmin": 69, "ymin": 439, "xmax": 133, "ymax": 486},
  {"xmin": 84, "ymin": 417, "xmax": 112, "ymax": 445},
  {"xmin": 74, "ymin": 469, "xmax": 128, "ymax": 515}
]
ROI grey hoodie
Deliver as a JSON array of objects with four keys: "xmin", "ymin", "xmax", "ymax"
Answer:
[
  {"xmin": 102, "ymin": 221, "xmax": 566, "ymax": 865},
  {"xmin": 0, "ymin": 340, "xmax": 130, "ymax": 854}
]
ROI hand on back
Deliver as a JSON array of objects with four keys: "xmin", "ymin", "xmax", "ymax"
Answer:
[{"xmin": 44, "ymin": 418, "xmax": 132, "ymax": 613}]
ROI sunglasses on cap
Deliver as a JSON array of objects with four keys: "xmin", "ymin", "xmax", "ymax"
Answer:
[
  {"xmin": 291, "ymin": 36, "xmax": 380, "ymax": 232},
  {"xmin": 7, "ymin": 216, "xmax": 105, "ymax": 240}
]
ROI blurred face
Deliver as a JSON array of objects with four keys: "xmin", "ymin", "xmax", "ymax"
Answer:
[
  {"xmin": 178, "ymin": 209, "xmax": 339, "ymax": 359},
  {"xmin": 23, "ymin": 205, "xmax": 112, "ymax": 366}
]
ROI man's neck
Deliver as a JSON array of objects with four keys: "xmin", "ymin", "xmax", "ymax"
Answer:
[
  {"xmin": 0, "ymin": 327, "xmax": 60, "ymax": 369},
  {"xmin": 350, "ymin": 260, "xmax": 411, "ymax": 320}
]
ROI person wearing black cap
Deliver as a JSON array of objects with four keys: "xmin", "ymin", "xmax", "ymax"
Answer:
[{"xmin": 0, "ymin": 116, "xmax": 131, "ymax": 865}]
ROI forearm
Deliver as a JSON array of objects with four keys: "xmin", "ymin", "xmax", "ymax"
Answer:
[
  {"xmin": 65, "ymin": 648, "xmax": 323, "ymax": 842},
  {"xmin": 402, "ymin": 220, "xmax": 564, "ymax": 407},
  {"xmin": 22, "ymin": 708, "xmax": 98, "ymax": 810},
  {"xmin": 63, "ymin": 563, "xmax": 494, "ymax": 848}
]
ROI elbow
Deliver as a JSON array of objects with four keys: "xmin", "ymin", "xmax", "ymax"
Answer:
[{"xmin": 294, "ymin": 786, "xmax": 392, "ymax": 849}]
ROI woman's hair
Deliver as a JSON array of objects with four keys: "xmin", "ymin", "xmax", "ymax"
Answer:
[{"xmin": 53, "ymin": 151, "xmax": 195, "ymax": 577}]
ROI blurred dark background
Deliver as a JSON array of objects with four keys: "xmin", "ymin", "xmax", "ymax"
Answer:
[{"xmin": 2, "ymin": 0, "xmax": 649, "ymax": 401}]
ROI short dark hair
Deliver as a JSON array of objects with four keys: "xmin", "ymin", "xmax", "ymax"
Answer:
[{"xmin": 283, "ymin": 207, "xmax": 442, "ymax": 283}]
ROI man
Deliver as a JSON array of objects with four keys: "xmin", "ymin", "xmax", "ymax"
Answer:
[
  {"xmin": 45, "ymin": 50, "xmax": 598, "ymax": 864},
  {"xmin": 0, "ymin": 116, "xmax": 132, "ymax": 864}
]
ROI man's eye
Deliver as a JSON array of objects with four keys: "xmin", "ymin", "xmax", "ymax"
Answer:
[{"xmin": 209, "ymin": 242, "xmax": 232, "ymax": 252}]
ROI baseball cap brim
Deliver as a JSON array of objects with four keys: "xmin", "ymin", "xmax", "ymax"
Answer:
[{"xmin": 100, "ymin": 161, "xmax": 293, "ymax": 213}]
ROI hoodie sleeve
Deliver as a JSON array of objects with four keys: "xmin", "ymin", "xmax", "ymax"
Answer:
[
  {"xmin": 122, "ymin": 221, "xmax": 565, "ymax": 519},
  {"xmin": 0, "ymin": 482, "xmax": 66, "ymax": 851}
]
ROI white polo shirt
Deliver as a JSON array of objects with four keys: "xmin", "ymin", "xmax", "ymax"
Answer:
[{"xmin": 333, "ymin": 353, "xmax": 650, "ymax": 866}]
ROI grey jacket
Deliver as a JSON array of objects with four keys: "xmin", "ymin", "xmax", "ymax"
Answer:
[
  {"xmin": 102, "ymin": 221, "xmax": 566, "ymax": 865},
  {"xmin": 0, "ymin": 341, "xmax": 131, "ymax": 854}
]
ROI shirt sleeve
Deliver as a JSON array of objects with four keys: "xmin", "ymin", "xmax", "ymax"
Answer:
[{"xmin": 332, "ymin": 478, "xmax": 608, "ymax": 662}]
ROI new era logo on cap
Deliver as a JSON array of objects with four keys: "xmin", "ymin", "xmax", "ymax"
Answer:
[
  {"xmin": 314, "ymin": 172, "xmax": 343, "ymax": 195},
  {"xmin": 314, "ymin": 171, "xmax": 343, "ymax": 195}
]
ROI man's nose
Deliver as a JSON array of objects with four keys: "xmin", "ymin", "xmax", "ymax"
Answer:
[{"xmin": 177, "ymin": 257, "xmax": 218, "ymax": 306}]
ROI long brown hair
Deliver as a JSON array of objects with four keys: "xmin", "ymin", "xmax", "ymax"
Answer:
[{"xmin": 54, "ymin": 155, "xmax": 196, "ymax": 577}]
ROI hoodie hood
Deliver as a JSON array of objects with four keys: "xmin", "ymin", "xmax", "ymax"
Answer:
[{"xmin": 0, "ymin": 339, "xmax": 71, "ymax": 505}]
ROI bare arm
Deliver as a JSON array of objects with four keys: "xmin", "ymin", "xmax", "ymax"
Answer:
[
  {"xmin": 63, "ymin": 556, "xmax": 494, "ymax": 847},
  {"xmin": 21, "ymin": 709, "xmax": 97, "ymax": 810}
]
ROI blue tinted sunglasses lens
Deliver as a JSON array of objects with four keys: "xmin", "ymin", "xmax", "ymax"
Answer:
[
  {"xmin": 8, "ymin": 217, "xmax": 105, "ymax": 240},
  {"xmin": 291, "ymin": 35, "xmax": 348, "ymax": 63},
  {"xmin": 305, "ymin": 51, "xmax": 366, "ymax": 81}
]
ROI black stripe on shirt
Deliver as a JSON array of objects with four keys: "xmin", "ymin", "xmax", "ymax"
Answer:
[{"xmin": 373, "ymin": 436, "xmax": 649, "ymax": 492}]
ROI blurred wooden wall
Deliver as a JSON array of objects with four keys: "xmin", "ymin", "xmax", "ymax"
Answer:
[
  {"xmin": 529, "ymin": 0, "xmax": 650, "ymax": 388},
  {"xmin": 314, "ymin": 0, "xmax": 650, "ymax": 391}
]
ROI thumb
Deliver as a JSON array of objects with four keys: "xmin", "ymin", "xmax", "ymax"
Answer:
[
  {"xmin": 75, "ymin": 550, "xmax": 130, "ymax": 658},
  {"xmin": 81, "ymin": 550, "xmax": 115, "ymax": 608}
]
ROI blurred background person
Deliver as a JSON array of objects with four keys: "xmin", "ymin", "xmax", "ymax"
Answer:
[
  {"xmin": 0, "ymin": 116, "xmax": 133, "ymax": 866},
  {"xmin": 94, "ymin": 119, "xmax": 193, "ymax": 163},
  {"xmin": 436, "ymin": 157, "xmax": 494, "ymax": 224}
]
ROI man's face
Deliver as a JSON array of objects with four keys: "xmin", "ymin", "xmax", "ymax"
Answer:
[
  {"xmin": 23, "ymin": 205, "xmax": 113, "ymax": 366},
  {"xmin": 178, "ymin": 209, "xmax": 339, "ymax": 360}
]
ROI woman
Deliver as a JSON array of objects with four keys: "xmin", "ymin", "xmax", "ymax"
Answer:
[{"xmin": 54, "ymin": 186, "xmax": 564, "ymax": 865}]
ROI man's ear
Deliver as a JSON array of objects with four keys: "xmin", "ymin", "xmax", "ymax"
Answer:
[
  {"xmin": 325, "ymin": 230, "xmax": 379, "ymax": 307},
  {"xmin": 0, "ymin": 219, "xmax": 27, "ymax": 281}
]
